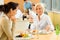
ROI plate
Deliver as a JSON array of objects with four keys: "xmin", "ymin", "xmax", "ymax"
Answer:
[
  {"xmin": 14, "ymin": 34, "xmax": 33, "ymax": 40},
  {"xmin": 39, "ymin": 30, "xmax": 52, "ymax": 34}
]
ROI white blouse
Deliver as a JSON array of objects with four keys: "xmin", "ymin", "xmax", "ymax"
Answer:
[{"xmin": 30, "ymin": 14, "xmax": 54, "ymax": 31}]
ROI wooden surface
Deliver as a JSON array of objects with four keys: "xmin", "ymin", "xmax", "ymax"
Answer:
[
  {"xmin": 14, "ymin": 19, "xmax": 60, "ymax": 40},
  {"xmin": 30, "ymin": 32, "xmax": 60, "ymax": 40},
  {"xmin": 14, "ymin": 31, "xmax": 60, "ymax": 40}
]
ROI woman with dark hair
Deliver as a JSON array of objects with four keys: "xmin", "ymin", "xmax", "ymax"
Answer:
[
  {"xmin": 0, "ymin": 5, "xmax": 4, "ymax": 18},
  {"xmin": 0, "ymin": 5, "xmax": 4, "ymax": 11},
  {"xmin": 0, "ymin": 2, "xmax": 18, "ymax": 40}
]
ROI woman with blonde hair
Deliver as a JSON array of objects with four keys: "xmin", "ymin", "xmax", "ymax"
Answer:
[
  {"xmin": 34, "ymin": 3, "xmax": 54, "ymax": 31},
  {"xmin": 29, "ymin": 3, "xmax": 54, "ymax": 33}
]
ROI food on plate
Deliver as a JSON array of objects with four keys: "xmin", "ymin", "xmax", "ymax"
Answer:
[{"xmin": 16, "ymin": 33, "xmax": 29, "ymax": 38}]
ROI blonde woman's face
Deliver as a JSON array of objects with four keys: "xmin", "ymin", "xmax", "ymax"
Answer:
[{"xmin": 36, "ymin": 5, "xmax": 43, "ymax": 15}]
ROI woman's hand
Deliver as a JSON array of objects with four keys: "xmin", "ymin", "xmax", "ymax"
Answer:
[
  {"xmin": 45, "ymin": 25, "xmax": 50, "ymax": 31},
  {"xmin": 28, "ymin": 15, "xmax": 33, "ymax": 23},
  {"xmin": 10, "ymin": 16, "xmax": 16, "ymax": 23},
  {"xmin": 8, "ymin": 38, "xmax": 13, "ymax": 40}
]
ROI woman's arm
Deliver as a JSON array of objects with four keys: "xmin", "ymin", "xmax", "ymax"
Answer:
[
  {"xmin": 46, "ymin": 16, "xmax": 54, "ymax": 31},
  {"xmin": 1, "ymin": 18, "xmax": 13, "ymax": 40},
  {"xmin": 11, "ymin": 16, "xmax": 16, "ymax": 36}
]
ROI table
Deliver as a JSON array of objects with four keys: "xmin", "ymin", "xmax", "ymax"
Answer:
[
  {"xmin": 14, "ymin": 31, "xmax": 60, "ymax": 40},
  {"xmin": 14, "ymin": 19, "xmax": 60, "ymax": 40},
  {"xmin": 30, "ymin": 32, "xmax": 60, "ymax": 40}
]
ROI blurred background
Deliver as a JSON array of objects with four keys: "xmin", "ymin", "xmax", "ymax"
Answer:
[{"xmin": 0, "ymin": 0, "xmax": 60, "ymax": 31}]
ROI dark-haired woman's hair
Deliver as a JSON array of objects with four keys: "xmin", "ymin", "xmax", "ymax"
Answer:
[
  {"xmin": 0, "ymin": 5, "xmax": 4, "ymax": 12},
  {"xmin": 3, "ymin": 2, "xmax": 18, "ymax": 14},
  {"xmin": 32, "ymin": 3, "xmax": 35, "ymax": 6},
  {"xmin": 24, "ymin": 0, "xmax": 27, "ymax": 1}
]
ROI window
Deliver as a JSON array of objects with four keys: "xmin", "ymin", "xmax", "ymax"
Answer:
[
  {"xmin": 0, "ymin": 0, "xmax": 4, "ymax": 5},
  {"xmin": 40, "ymin": 0, "xmax": 52, "ymax": 11},
  {"xmin": 40, "ymin": 0, "xmax": 60, "ymax": 11},
  {"xmin": 57, "ymin": 0, "xmax": 60, "ymax": 11}
]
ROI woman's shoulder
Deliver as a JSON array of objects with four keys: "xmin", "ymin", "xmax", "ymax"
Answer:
[
  {"xmin": 43, "ymin": 14, "xmax": 50, "ymax": 18},
  {"xmin": 42, "ymin": 14, "xmax": 51, "ymax": 20},
  {"xmin": 0, "ymin": 17, "xmax": 6, "ymax": 22},
  {"xmin": 0, "ymin": 14, "xmax": 8, "ymax": 22}
]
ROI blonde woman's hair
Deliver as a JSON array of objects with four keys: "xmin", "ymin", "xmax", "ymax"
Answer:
[{"xmin": 35, "ymin": 3, "xmax": 45, "ymax": 13}]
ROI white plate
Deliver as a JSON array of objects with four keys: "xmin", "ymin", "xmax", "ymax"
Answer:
[
  {"xmin": 14, "ymin": 34, "xmax": 33, "ymax": 40},
  {"xmin": 14, "ymin": 37, "xmax": 31, "ymax": 40},
  {"xmin": 39, "ymin": 30, "xmax": 52, "ymax": 34}
]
